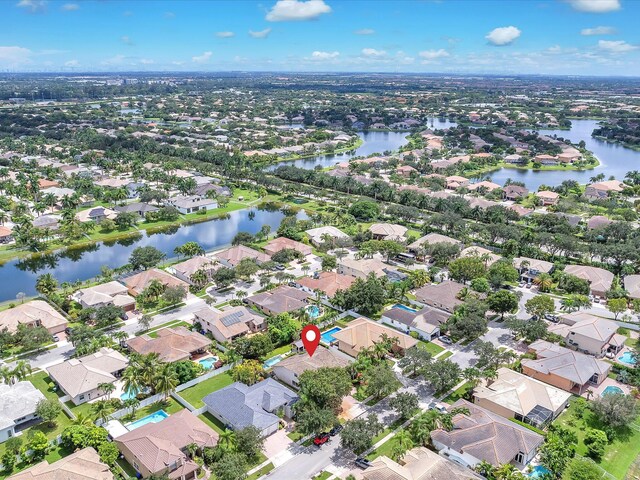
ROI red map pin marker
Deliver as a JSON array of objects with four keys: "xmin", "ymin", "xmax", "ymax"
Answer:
[{"xmin": 301, "ymin": 325, "xmax": 321, "ymax": 357}]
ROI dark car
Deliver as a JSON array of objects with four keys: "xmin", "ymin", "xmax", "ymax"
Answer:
[
  {"xmin": 313, "ymin": 433, "xmax": 330, "ymax": 446},
  {"xmin": 274, "ymin": 264, "xmax": 286, "ymax": 271},
  {"xmin": 439, "ymin": 335, "xmax": 452, "ymax": 345},
  {"xmin": 329, "ymin": 425, "xmax": 343, "ymax": 436},
  {"xmin": 355, "ymin": 458, "xmax": 373, "ymax": 469}
]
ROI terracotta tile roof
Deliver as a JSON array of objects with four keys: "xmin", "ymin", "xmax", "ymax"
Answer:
[
  {"xmin": 332, "ymin": 317, "xmax": 418, "ymax": 353},
  {"xmin": 7, "ymin": 447, "xmax": 113, "ymax": 480},
  {"xmin": 126, "ymin": 326, "xmax": 210, "ymax": 362}
]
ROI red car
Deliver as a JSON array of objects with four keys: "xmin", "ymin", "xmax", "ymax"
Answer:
[{"xmin": 313, "ymin": 433, "xmax": 330, "ymax": 446}]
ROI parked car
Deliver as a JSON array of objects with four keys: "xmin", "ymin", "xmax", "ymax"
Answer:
[
  {"xmin": 329, "ymin": 424, "xmax": 343, "ymax": 436},
  {"xmin": 428, "ymin": 402, "xmax": 448, "ymax": 413},
  {"xmin": 355, "ymin": 458, "xmax": 373, "ymax": 469},
  {"xmin": 544, "ymin": 314, "xmax": 559, "ymax": 323},
  {"xmin": 52, "ymin": 335, "xmax": 60, "ymax": 342},
  {"xmin": 439, "ymin": 335, "xmax": 452, "ymax": 345},
  {"xmin": 313, "ymin": 433, "xmax": 330, "ymax": 446},
  {"xmin": 525, "ymin": 283, "xmax": 532, "ymax": 289}
]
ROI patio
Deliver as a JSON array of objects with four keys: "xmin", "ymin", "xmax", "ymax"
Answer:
[{"xmin": 583, "ymin": 377, "xmax": 631, "ymax": 399}]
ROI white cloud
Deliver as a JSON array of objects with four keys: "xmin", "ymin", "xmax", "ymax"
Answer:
[
  {"xmin": 598, "ymin": 40, "xmax": 638, "ymax": 53},
  {"xmin": 216, "ymin": 31, "xmax": 235, "ymax": 38},
  {"xmin": 164, "ymin": 11, "xmax": 175, "ymax": 18},
  {"xmin": 485, "ymin": 26, "xmax": 521, "ymax": 46},
  {"xmin": 310, "ymin": 50, "xmax": 340, "ymax": 59},
  {"xmin": 249, "ymin": 28, "xmax": 272, "ymax": 38},
  {"xmin": 266, "ymin": 0, "xmax": 331, "ymax": 21},
  {"xmin": 581, "ymin": 26, "xmax": 616, "ymax": 35},
  {"xmin": 120, "ymin": 35, "xmax": 134, "ymax": 46},
  {"xmin": 419, "ymin": 49, "xmax": 450, "ymax": 60},
  {"xmin": 192, "ymin": 51, "xmax": 213, "ymax": 63},
  {"xmin": 362, "ymin": 48, "xmax": 387, "ymax": 57},
  {"xmin": 567, "ymin": 0, "xmax": 620, "ymax": 13},
  {"xmin": 61, "ymin": 3, "xmax": 78, "ymax": 11},
  {"xmin": 354, "ymin": 28, "xmax": 375, "ymax": 35},
  {"xmin": 0, "ymin": 46, "xmax": 32, "ymax": 65},
  {"xmin": 101, "ymin": 54, "xmax": 125, "ymax": 66},
  {"xmin": 16, "ymin": 0, "xmax": 47, "ymax": 14},
  {"xmin": 64, "ymin": 59, "xmax": 79, "ymax": 67},
  {"xmin": 140, "ymin": 58, "xmax": 154, "ymax": 64}
]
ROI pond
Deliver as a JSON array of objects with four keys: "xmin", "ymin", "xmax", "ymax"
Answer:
[
  {"xmin": 0, "ymin": 208, "xmax": 306, "ymax": 302},
  {"xmin": 483, "ymin": 119, "xmax": 640, "ymax": 189}
]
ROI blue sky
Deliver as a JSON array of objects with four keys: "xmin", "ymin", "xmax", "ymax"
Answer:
[{"xmin": 1, "ymin": 0, "xmax": 639, "ymax": 75}]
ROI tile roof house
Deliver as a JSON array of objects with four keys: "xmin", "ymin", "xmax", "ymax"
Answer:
[
  {"xmin": 563, "ymin": 264, "xmax": 614, "ymax": 297},
  {"xmin": 407, "ymin": 233, "xmax": 461, "ymax": 254},
  {"xmin": 362, "ymin": 446, "xmax": 482, "ymax": 480},
  {"xmin": 167, "ymin": 256, "xmax": 220, "ymax": 284},
  {"xmin": 460, "ymin": 246, "xmax": 501, "ymax": 267},
  {"xmin": 72, "ymin": 281, "xmax": 135, "ymax": 311},
  {"xmin": 0, "ymin": 300, "xmax": 67, "ymax": 335},
  {"xmin": 0, "ymin": 226, "xmax": 13, "ymax": 244},
  {"xmin": 473, "ymin": 367, "xmax": 571, "ymax": 428},
  {"xmin": 115, "ymin": 410, "xmax": 218, "ymax": 480},
  {"xmin": 521, "ymin": 340, "xmax": 611, "ymax": 394},
  {"xmin": 126, "ymin": 326, "xmax": 210, "ymax": 363},
  {"xmin": 263, "ymin": 237, "xmax": 313, "ymax": 257},
  {"xmin": 331, "ymin": 317, "xmax": 418, "ymax": 357},
  {"xmin": 304, "ymin": 226, "xmax": 350, "ymax": 247},
  {"xmin": 584, "ymin": 180, "xmax": 625, "ymax": 200},
  {"xmin": 214, "ymin": 245, "xmax": 270, "ymax": 267},
  {"xmin": 414, "ymin": 281, "xmax": 465, "ymax": 313},
  {"xmin": 273, "ymin": 348, "xmax": 350, "ymax": 388},
  {"xmin": 381, "ymin": 305, "xmax": 450, "ymax": 341},
  {"xmin": 124, "ymin": 268, "xmax": 190, "ymax": 297},
  {"xmin": 0, "ymin": 381, "xmax": 46, "ymax": 442},
  {"xmin": 513, "ymin": 257, "xmax": 554, "ymax": 283},
  {"xmin": 430, "ymin": 399, "xmax": 544, "ymax": 468},
  {"xmin": 338, "ymin": 257, "xmax": 397, "ymax": 280},
  {"xmin": 246, "ymin": 285, "xmax": 311, "ymax": 315},
  {"xmin": 535, "ymin": 190, "xmax": 559, "ymax": 206},
  {"xmin": 204, "ymin": 378, "xmax": 298, "ymax": 437},
  {"xmin": 503, "ymin": 185, "xmax": 529, "ymax": 201},
  {"xmin": 7, "ymin": 447, "xmax": 113, "ymax": 480},
  {"xmin": 549, "ymin": 312, "xmax": 625, "ymax": 357},
  {"xmin": 166, "ymin": 195, "xmax": 217, "ymax": 215},
  {"xmin": 194, "ymin": 306, "xmax": 266, "ymax": 343},
  {"xmin": 47, "ymin": 348, "xmax": 129, "ymax": 405},
  {"xmin": 624, "ymin": 274, "xmax": 640, "ymax": 300},
  {"xmin": 297, "ymin": 271, "xmax": 355, "ymax": 298},
  {"xmin": 368, "ymin": 223, "xmax": 408, "ymax": 241},
  {"xmin": 586, "ymin": 215, "xmax": 613, "ymax": 230},
  {"xmin": 114, "ymin": 202, "xmax": 159, "ymax": 217}
]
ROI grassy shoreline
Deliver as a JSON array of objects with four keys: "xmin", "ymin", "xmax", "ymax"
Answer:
[{"xmin": 263, "ymin": 136, "xmax": 365, "ymax": 165}]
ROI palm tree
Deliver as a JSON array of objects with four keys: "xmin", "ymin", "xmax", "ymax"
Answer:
[
  {"xmin": 122, "ymin": 366, "xmax": 143, "ymax": 399},
  {"xmin": 185, "ymin": 442, "xmax": 198, "ymax": 459},
  {"xmin": 533, "ymin": 273, "xmax": 553, "ymax": 292},
  {"xmin": 0, "ymin": 366, "xmax": 13, "ymax": 384},
  {"xmin": 98, "ymin": 382, "xmax": 116, "ymax": 400},
  {"xmin": 123, "ymin": 398, "xmax": 140, "ymax": 418},
  {"xmin": 91, "ymin": 400, "xmax": 115, "ymax": 424},
  {"xmin": 235, "ymin": 289, "xmax": 247, "ymax": 301},
  {"xmin": 390, "ymin": 428, "xmax": 414, "ymax": 461},
  {"xmin": 12, "ymin": 360, "xmax": 32, "ymax": 383},
  {"xmin": 110, "ymin": 330, "xmax": 129, "ymax": 347},
  {"xmin": 155, "ymin": 364, "xmax": 178, "ymax": 401},
  {"xmin": 72, "ymin": 412, "xmax": 94, "ymax": 427},
  {"xmin": 475, "ymin": 460, "xmax": 495, "ymax": 478},
  {"xmin": 218, "ymin": 429, "xmax": 237, "ymax": 451},
  {"xmin": 35, "ymin": 273, "xmax": 58, "ymax": 297}
]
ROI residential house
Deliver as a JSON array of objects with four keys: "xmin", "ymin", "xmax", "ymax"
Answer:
[
  {"xmin": 381, "ymin": 305, "xmax": 450, "ymax": 341},
  {"xmin": 446, "ymin": 175, "xmax": 469, "ymax": 189},
  {"xmin": 521, "ymin": 340, "xmax": 611, "ymax": 394},
  {"xmin": 503, "ymin": 185, "xmax": 529, "ymax": 201},
  {"xmin": 73, "ymin": 281, "xmax": 136, "ymax": 311},
  {"xmin": 473, "ymin": 367, "xmax": 571, "ymax": 428},
  {"xmin": 167, "ymin": 195, "xmax": 217, "ymax": 214},
  {"xmin": 246, "ymin": 285, "xmax": 311, "ymax": 315},
  {"xmin": 126, "ymin": 326, "xmax": 210, "ymax": 362},
  {"xmin": 549, "ymin": 312, "xmax": 625, "ymax": 357},
  {"xmin": 624, "ymin": 275, "xmax": 640, "ymax": 300},
  {"xmin": 535, "ymin": 190, "xmax": 559, "ymax": 206},
  {"xmin": 397, "ymin": 165, "xmax": 418, "ymax": 177},
  {"xmin": 297, "ymin": 271, "xmax": 355, "ymax": 298},
  {"xmin": 555, "ymin": 212, "xmax": 582, "ymax": 227},
  {"xmin": 7, "ymin": 447, "xmax": 113, "ymax": 480},
  {"xmin": 563, "ymin": 264, "xmax": 614, "ymax": 298},
  {"xmin": 32, "ymin": 215, "xmax": 60, "ymax": 231},
  {"xmin": 0, "ymin": 300, "xmax": 67, "ymax": 335},
  {"xmin": 368, "ymin": 223, "xmax": 408, "ymax": 241},
  {"xmin": 203, "ymin": 378, "xmax": 298, "ymax": 437},
  {"xmin": 167, "ymin": 256, "xmax": 219, "ymax": 284},
  {"xmin": 584, "ymin": 180, "xmax": 625, "ymax": 200},
  {"xmin": 124, "ymin": 269, "xmax": 190, "ymax": 297},
  {"xmin": 304, "ymin": 226, "xmax": 350, "ymax": 247},
  {"xmin": 75, "ymin": 207, "xmax": 117, "ymax": 223},
  {"xmin": 114, "ymin": 202, "xmax": 159, "ymax": 218},
  {"xmin": 513, "ymin": 257, "xmax": 554, "ymax": 283},
  {"xmin": 273, "ymin": 347, "xmax": 350, "ymax": 389},
  {"xmin": 504, "ymin": 154, "xmax": 525, "ymax": 164},
  {"xmin": 586, "ymin": 215, "xmax": 612, "ymax": 230},
  {"xmin": 214, "ymin": 245, "xmax": 271, "ymax": 267},
  {"xmin": 0, "ymin": 226, "xmax": 13, "ymax": 244},
  {"xmin": 194, "ymin": 306, "xmax": 266, "ymax": 343},
  {"xmin": 460, "ymin": 246, "xmax": 501, "ymax": 267},
  {"xmin": 125, "ymin": 182, "xmax": 146, "ymax": 199},
  {"xmin": 407, "ymin": 233, "xmax": 461, "ymax": 255},
  {"xmin": 338, "ymin": 257, "xmax": 387, "ymax": 279},
  {"xmin": 47, "ymin": 348, "xmax": 129, "ymax": 405},
  {"xmin": 264, "ymin": 237, "xmax": 312, "ymax": 257},
  {"xmin": 0, "ymin": 382, "xmax": 46, "ymax": 442},
  {"xmin": 430, "ymin": 399, "xmax": 543, "ymax": 468},
  {"xmin": 331, "ymin": 317, "xmax": 418, "ymax": 357},
  {"xmin": 534, "ymin": 154, "xmax": 557, "ymax": 165},
  {"xmin": 362, "ymin": 446, "xmax": 482, "ymax": 480},
  {"xmin": 116, "ymin": 410, "xmax": 218, "ymax": 480},
  {"xmin": 414, "ymin": 281, "xmax": 465, "ymax": 313},
  {"xmin": 467, "ymin": 181, "xmax": 501, "ymax": 192}
]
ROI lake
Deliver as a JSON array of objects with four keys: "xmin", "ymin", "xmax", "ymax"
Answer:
[{"xmin": 0, "ymin": 208, "xmax": 305, "ymax": 302}]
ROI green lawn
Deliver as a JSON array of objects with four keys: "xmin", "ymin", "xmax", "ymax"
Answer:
[
  {"xmin": 178, "ymin": 372, "xmax": 234, "ymax": 408},
  {"xmin": 29, "ymin": 371, "xmax": 65, "ymax": 401},
  {"xmin": 553, "ymin": 397, "xmax": 640, "ymax": 479},
  {"xmin": 116, "ymin": 456, "xmax": 138, "ymax": 478},
  {"xmin": 264, "ymin": 344, "xmax": 292, "ymax": 360},
  {"xmin": 366, "ymin": 435, "xmax": 398, "ymax": 461},
  {"xmin": 247, "ymin": 462, "xmax": 274, "ymax": 480},
  {"xmin": 198, "ymin": 412, "xmax": 227, "ymax": 434},
  {"xmin": 313, "ymin": 471, "xmax": 332, "ymax": 480},
  {"xmin": 438, "ymin": 351, "xmax": 453, "ymax": 360},
  {"xmin": 418, "ymin": 340, "xmax": 445, "ymax": 356},
  {"xmin": 443, "ymin": 382, "xmax": 473, "ymax": 404},
  {"xmin": 287, "ymin": 430, "xmax": 305, "ymax": 442}
]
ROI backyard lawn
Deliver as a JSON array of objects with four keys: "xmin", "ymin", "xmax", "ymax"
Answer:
[
  {"xmin": 178, "ymin": 372, "xmax": 234, "ymax": 408},
  {"xmin": 443, "ymin": 382, "xmax": 472, "ymax": 404},
  {"xmin": 554, "ymin": 397, "xmax": 640, "ymax": 479},
  {"xmin": 264, "ymin": 344, "xmax": 293, "ymax": 359},
  {"xmin": 417, "ymin": 340, "xmax": 445, "ymax": 356},
  {"xmin": 198, "ymin": 412, "xmax": 227, "ymax": 434}
]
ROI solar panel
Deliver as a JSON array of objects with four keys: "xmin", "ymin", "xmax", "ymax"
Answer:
[{"xmin": 220, "ymin": 310, "xmax": 245, "ymax": 327}]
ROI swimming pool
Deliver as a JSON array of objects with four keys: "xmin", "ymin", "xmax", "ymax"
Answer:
[
  {"xmin": 120, "ymin": 389, "xmax": 138, "ymax": 401},
  {"xmin": 392, "ymin": 304, "xmax": 417, "ymax": 312},
  {"xmin": 198, "ymin": 356, "xmax": 219, "ymax": 370},
  {"xmin": 126, "ymin": 410, "xmax": 169, "ymax": 431},
  {"xmin": 619, "ymin": 351, "xmax": 637, "ymax": 365},
  {"xmin": 263, "ymin": 354, "xmax": 285, "ymax": 369},
  {"xmin": 320, "ymin": 327, "xmax": 342, "ymax": 344},
  {"xmin": 602, "ymin": 385, "xmax": 624, "ymax": 397},
  {"xmin": 528, "ymin": 465, "xmax": 551, "ymax": 478},
  {"xmin": 306, "ymin": 305, "xmax": 323, "ymax": 319}
]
